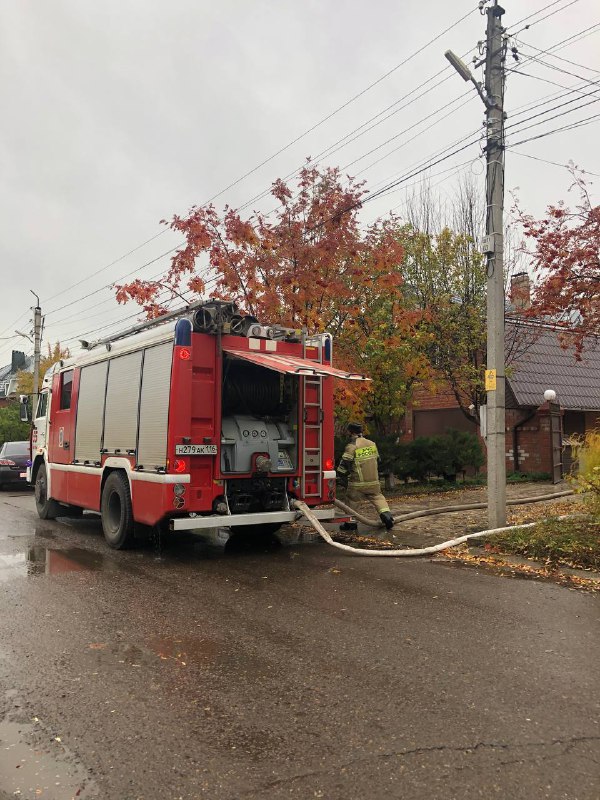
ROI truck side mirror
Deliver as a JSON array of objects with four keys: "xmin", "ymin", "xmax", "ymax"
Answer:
[{"xmin": 19, "ymin": 395, "xmax": 30, "ymax": 423}]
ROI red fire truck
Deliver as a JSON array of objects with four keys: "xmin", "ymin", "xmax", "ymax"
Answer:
[{"xmin": 27, "ymin": 302, "xmax": 366, "ymax": 549}]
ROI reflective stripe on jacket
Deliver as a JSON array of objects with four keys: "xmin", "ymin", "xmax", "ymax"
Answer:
[{"xmin": 336, "ymin": 436, "xmax": 381, "ymax": 489}]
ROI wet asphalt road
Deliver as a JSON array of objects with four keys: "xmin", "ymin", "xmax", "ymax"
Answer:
[{"xmin": 0, "ymin": 490, "xmax": 599, "ymax": 800}]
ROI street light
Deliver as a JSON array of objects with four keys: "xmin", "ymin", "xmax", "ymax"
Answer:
[{"xmin": 445, "ymin": 3, "xmax": 508, "ymax": 529}]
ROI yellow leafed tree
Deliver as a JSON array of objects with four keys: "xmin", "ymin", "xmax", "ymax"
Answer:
[{"xmin": 16, "ymin": 343, "xmax": 70, "ymax": 394}]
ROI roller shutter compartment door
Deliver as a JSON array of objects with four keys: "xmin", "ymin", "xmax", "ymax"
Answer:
[
  {"xmin": 137, "ymin": 343, "xmax": 173, "ymax": 470},
  {"xmin": 103, "ymin": 351, "xmax": 143, "ymax": 454},
  {"xmin": 74, "ymin": 361, "xmax": 108, "ymax": 463}
]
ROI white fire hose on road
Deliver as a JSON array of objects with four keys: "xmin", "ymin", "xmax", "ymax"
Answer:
[
  {"xmin": 292, "ymin": 489, "xmax": 576, "ymax": 558},
  {"xmin": 333, "ymin": 491, "xmax": 574, "ymax": 528}
]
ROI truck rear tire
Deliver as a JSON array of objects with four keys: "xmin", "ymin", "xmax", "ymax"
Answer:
[
  {"xmin": 34, "ymin": 464, "xmax": 61, "ymax": 520},
  {"xmin": 101, "ymin": 472, "xmax": 135, "ymax": 550}
]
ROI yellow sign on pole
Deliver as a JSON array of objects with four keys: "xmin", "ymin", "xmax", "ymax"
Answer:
[{"xmin": 485, "ymin": 369, "xmax": 497, "ymax": 391}]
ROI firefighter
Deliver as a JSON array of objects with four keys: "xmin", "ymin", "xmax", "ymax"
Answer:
[{"xmin": 336, "ymin": 422, "xmax": 395, "ymax": 531}]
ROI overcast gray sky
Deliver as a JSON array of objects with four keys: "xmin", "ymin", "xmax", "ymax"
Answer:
[{"xmin": 1, "ymin": 0, "xmax": 598, "ymax": 365}]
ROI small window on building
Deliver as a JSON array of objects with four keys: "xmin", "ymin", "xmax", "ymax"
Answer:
[
  {"xmin": 60, "ymin": 370, "xmax": 74, "ymax": 410},
  {"xmin": 36, "ymin": 392, "xmax": 48, "ymax": 418}
]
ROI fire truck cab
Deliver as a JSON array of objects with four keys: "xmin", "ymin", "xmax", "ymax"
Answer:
[{"xmin": 29, "ymin": 302, "xmax": 367, "ymax": 549}]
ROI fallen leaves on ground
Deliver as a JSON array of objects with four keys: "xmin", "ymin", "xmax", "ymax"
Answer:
[
  {"xmin": 441, "ymin": 546, "xmax": 600, "ymax": 593},
  {"xmin": 332, "ymin": 531, "xmax": 399, "ymax": 550}
]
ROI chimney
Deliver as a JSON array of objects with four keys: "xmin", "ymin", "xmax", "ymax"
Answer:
[
  {"xmin": 510, "ymin": 272, "xmax": 531, "ymax": 311},
  {"xmin": 11, "ymin": 350, "xmax": 26, "ymax": 374}
]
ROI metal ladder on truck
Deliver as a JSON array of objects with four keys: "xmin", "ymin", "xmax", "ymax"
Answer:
[{"xmin": 301, "ymin": 334, "xmax": 326, "ymax": 500}]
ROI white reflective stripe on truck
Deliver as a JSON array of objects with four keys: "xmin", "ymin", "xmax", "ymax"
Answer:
[
  {"xmin": 48, "ymin": 462, "xmax": 190, "ymax": 484},
  {"xmin": 170, "ymin": 508, "xmax": 335, "ymax": 531}
]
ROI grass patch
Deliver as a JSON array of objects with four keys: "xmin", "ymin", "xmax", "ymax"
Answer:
[
  {"xmin": 384, "ymin": 476, "xmax": 486, "ymax": 497},
  {"xmin": 383, "ymin": 472, "xmax": 552, "ymax": 497},
  {"xmin": 507, "ymin": 471, "xmax": 551, "ymax": 483},
  {"xmin": 485, "ymin": 517, "xmax": 600, "ymax": 571}
]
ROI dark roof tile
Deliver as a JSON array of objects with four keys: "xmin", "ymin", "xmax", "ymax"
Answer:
[{"xmin": 506, "ymin": 321, "xmax": 600, "ymax": 410}]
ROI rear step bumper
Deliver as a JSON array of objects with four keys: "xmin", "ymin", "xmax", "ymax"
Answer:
[{"xmin": 170, "ymin": 508, "xmax": 335, "ymax": 531}]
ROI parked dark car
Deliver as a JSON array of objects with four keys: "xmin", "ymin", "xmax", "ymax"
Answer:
[{"xmin": 0, "ymin": 441, "xmax": 30, "ymax": 489}]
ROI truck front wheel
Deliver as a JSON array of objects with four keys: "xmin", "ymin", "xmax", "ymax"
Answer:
[
  {"xmin": 34, "ymin": 464, "xmax": 61, "ymax": 520},
  {"xmin": 101, "ymin": 472, "xmax": 134, "ymax": 550}
]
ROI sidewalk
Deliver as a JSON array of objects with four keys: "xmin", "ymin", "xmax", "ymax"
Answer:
[{"xmin": 332, "ymin": 481, "xmax": 582, "ymax": 549}]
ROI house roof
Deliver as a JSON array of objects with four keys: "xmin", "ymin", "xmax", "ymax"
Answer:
[
  {"xmin": 0, "ymin": 353, "xmax": 33, "ymax": 399},
  {"xmin": 506, "ymin": 320, "xmax": 600, "ymax": 410}
]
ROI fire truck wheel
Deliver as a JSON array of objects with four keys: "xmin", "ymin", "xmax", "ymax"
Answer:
[
  {"xmin": 34, "ymin": 464, "xmax": 61, "ymax": 520},
  {"xmin": 101, "ymin": 471, "xmax": 135, "ymax": 550}
]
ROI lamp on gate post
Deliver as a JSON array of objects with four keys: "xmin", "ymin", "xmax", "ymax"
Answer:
[{"xmin": 543, "ymin": 389, "xmax": 563, "ymax": 483}]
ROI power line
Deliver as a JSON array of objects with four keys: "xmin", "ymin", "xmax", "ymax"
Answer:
[
  {"xmin": 241, "ymin": 24, "xmax": 599, "ymax": 222},
  {"xmin": 505, "ymin": 94, "xmax": 600, "ymax": 137},
  {"xmin": 26, "ymin": 7, "xmax": 479, "ymax": 317},
  {"xmin": 59, "ymin": 273, "xmax": 222, "ymax": 347},
  {"xmin": 507, "ymin": 110, "xmax": 600, "ymax": 148},
  {"xmin": 236, "ymin": 66, "xmax": 465, "ymax": 213},
  {"xmin": 505, "ymin": 86, "xmax": 600, "ymax": 132},
  {"xmin": 37, "ymin": 13, "xmax": 597, "ymax": 330},
  {"xmin": 508, "ymin": 0, "xmax": 582, "ymax": 36},
  {"xmin": 202, "ymin": 5, "xmax": 479, "ymax": 209},
  {"xmin": 0, "ymin": 310, "xmax": 31, "ymax": 342},
  {"xmin": 515, "ymin": 46, "xmax": 600, "ymax": 93},
  {"xmin": 362, "ymin": 78, "xmax": 593, "ymax": 198},
  {"xmin": 516, "ymin": 38, "xmax": 600, "ymax": 75},
  {"xmin": 44, "ymin": 244, "xmax": 184, "ymax": 317},
  {"xmin": 39, "ymin": 16, "xmax": 600, "ymax": 341},
  {"xmin": 510, "ymin": 149, "xmax": 600, "ymax": 177},
  {"xmin": 43, "ymin": 230, "xmax": 170, "ymax": 304},
  {"xmin": 341, "ymin": 93, "xmax": 475, "ymax": 172}
]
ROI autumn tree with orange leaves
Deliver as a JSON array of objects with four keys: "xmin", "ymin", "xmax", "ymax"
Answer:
[
  {"xmin": 116, "ymin": 165, "xmax": 430, "ymax": 427},
  {"xmin": 517, "ymin": 170, "xmax": 600, "ymax": 353}
]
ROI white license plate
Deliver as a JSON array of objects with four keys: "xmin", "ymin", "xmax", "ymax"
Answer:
[
  {"xmin": 175, "ymin": 444, "xmax": 218, "ymax": 455},
  {"xmin": 19, "ymin": 472, "xmax": 26, "ymax": 478}
]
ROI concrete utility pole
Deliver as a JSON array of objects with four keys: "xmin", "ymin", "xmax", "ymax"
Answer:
[
  {"xmin": 445, "ymin": 0, "xmax": 507, "ymax": 529},
  {"xmin": 483, "ymin": 1, "xmax": 507, "ymax": 529},
  {"xmin": 31, "ymin": 291, "xmax": 42, "ymax": 421}
]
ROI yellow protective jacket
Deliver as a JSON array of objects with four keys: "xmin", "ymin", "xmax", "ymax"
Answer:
[{"xmin": 337, "ymin": 436, "xmax": 381, "ymax": 489}]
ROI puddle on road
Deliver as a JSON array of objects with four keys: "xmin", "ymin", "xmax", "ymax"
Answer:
[
  {"xmin": 0, "ymin": 719, "xmax": 95, "ymax": 799},
  {"xmin": 0, "ymin": 547, "xmax": 107, "ymax": 582}
]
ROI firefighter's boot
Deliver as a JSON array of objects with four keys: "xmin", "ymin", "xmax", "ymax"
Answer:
[
  {"xmin": 380, "ymin": 511, "xmax": 395, "ymax": 531},
  {"xmin": 339, "ymin": 521, "xmax": 358, "ymax": 532}
]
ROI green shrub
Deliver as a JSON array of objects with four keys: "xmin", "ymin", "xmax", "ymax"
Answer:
[
  {"xmin": 0, "ymin": 402, "xmax": 30, "ymax": 449},
  {"xmin": 333, "ymin": 428, "xmax": 484, "ymax": 484},
  {"xmin": 570, "ymin": 429, "xmax": 600, "ymax": 517},
  {"xmin": 507, "ymin": 471, "xmax": 551, "ymax": 483}
]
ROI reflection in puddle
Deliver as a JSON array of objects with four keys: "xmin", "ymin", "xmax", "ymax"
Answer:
[
  {"xmin": 0, "ymin": 719, "xmax": 94, "ymax": 799},
  {"xmin": 0, "ymin": 546, "xmax": 106, "ymax": 581},
  {"xmin": 27, "ymin": 545, "xmax": 105, "ymax": 575}
]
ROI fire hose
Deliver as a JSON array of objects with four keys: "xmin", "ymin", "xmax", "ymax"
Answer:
[
  {"xmin": 334, "ymin": 490, "xmax": 574, "ymax": 528},
  {"xmin": 291, "ymin": 489, "xmax": 576, "ymax": 558}
]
